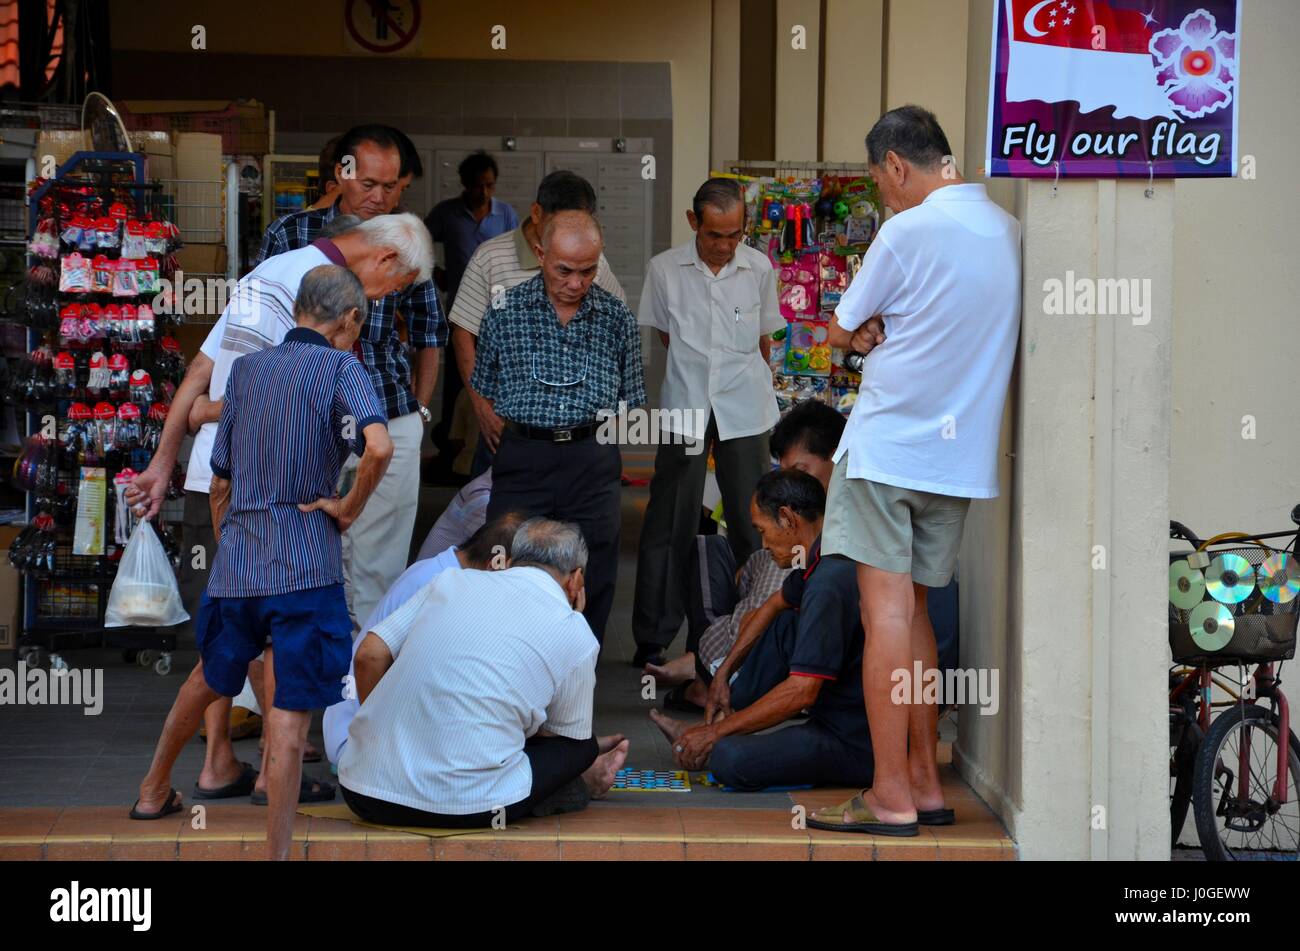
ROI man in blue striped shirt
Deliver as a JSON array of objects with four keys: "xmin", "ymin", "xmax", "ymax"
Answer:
[{"xmin": 131, "ymin": 266, "xmax": 393, "ymax": 861}]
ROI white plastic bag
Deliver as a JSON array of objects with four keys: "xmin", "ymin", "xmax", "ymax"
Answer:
[{"xmin": 105, "ymin": 520, "xmax": 189, "ymax": 628}]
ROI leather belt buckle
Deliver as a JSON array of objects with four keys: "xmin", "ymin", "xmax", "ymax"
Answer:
[{"xmin": 554, "ymin": 429, "xmax": 574, "ymax": 443}]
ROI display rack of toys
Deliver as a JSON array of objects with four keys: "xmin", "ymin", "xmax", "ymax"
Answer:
[
  {"xmin": 717, "ymin": 162, "xmax": 882, "ymax": 417},
  {"xmin": 4, "ymin": 152, "xmax": 189, "ymax": 674}
]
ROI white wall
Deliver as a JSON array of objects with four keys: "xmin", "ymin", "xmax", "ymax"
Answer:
[{"xmin": 1170, "ymin": 0, "xmax": 1300, "ymax": 533}]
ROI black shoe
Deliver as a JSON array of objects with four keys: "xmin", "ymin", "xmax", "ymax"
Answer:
[{"xmin": 631, "ymin": 645, "xmax": 667, "ymax": 668}]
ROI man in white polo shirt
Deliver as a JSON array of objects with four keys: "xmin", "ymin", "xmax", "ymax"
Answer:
[
  {"xmin": 809, "ymin": 106, "xmax": 1020, "ymax": 837},
  {"xmin": 339, "ymin": 518, "xmax": 630, "ymax": 826},
  {"xmin": 631, "ymin": 177, "xmax": 783, "ymax": 669},
  {"xmin": 322, "ymin": 512, "xmax": 523, "ymax": 765},
  {"xmin": 449, "ymin": 170, "xmax": 625, "ymax": 475}
]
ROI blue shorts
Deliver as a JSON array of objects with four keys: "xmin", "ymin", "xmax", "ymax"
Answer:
[{"xmin": 196, "ymin": 584, "xmax": 352, "ymax": 712}]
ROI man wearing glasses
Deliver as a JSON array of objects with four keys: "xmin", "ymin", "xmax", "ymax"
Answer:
[{"xmin": 471, "ymin": 212, "xmax": 645, "ymax": 644}]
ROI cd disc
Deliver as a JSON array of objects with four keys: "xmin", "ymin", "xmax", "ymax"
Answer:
[
  {"xmin": 1168, "ymin": 559, "xmax": 1206, "ymax": 610},
  {"xmin": 1189, "ymin": 601, "xmax": 1235, "ymax": 652},
  {"xmin": 1205, "ymin": 553, "xmax": 1255, "ymax": 604},
  {"xmin": 1258, "ymin": 552, "xmax": 1300, "ymax": 604}
]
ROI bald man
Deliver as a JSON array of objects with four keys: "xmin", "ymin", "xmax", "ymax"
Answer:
[{"xmin": 471, "ymin": 212, "xmax": 646, "ymax": 642}]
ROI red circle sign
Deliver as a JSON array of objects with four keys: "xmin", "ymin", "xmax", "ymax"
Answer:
[{"xmin": 345, "ymin": 0, "xmax": 421, "ymax": 54}]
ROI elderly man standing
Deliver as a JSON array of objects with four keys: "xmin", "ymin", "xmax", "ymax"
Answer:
[
  {"xmin": 259, "ymin": 123, "xmax": 444, "ymax": 630},
  {"xmin": 425, "ymin": 150, "xmax": 519, "ymax": 461},
  {"xmin": 126, "ymin": 213, "xmax": 431, "ymax": 803},
  {"xmin": 132, "ymin": 266, "xmax": 394, "ymax": 861},
  {"xmin": 630, "ymin": 178, "xmax": 783, "ymax": 668},
  {"xmin": 812, "ymin": 106, "xmax": 1020, "ymax": 836},
  {"xmin": 450, "ymin": 170, "xmax": 625, "ymax": 475},
  {"xmin": 471, "ymin": 213, "xmax": 644, "ymax": 644}
]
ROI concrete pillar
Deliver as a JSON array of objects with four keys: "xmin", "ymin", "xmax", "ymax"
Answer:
[
  {"xmin": 774, "ymin": 0, "xmax": 821, "ymax": 160},
  {"xmin": 821, "ymin": 0, "xmax": 884, "ymax": 162},
  {"xmin": 1008, "ymin": 178, "xmax": 1174, "ymax": 859},
  {"xmin": 710, "ymin": 0, "xmax": 742, "ymax": 169}
]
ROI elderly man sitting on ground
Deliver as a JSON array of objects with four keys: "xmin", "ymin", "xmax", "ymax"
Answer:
[
  {"xmin": 338, "ymin": 518, "xmax": 629, "ymax": 827},
  {"xmin": 323, "ymin": 511, "xmax": 525, "ymax": 765}
]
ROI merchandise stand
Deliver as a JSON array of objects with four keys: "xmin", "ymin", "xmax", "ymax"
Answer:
[
  {"xmin": 716, "ymin": 159, "xmax": 881, "ymax": 416},
  {"xmin": 7, "ymin": 151, "xmax": 189, "ymax": 675}
]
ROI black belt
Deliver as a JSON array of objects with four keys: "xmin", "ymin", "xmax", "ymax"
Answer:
[{"xmin": 504, "ymin": 419, "xmax": 599, "ymax": 443}]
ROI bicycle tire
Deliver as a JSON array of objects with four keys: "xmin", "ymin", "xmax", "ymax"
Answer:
[
  {"xmin": 1170, "ymin": 724, "xmax": 1197, "ymax": 846},
  {"xmin": 1192, "ymin": 703, "xmax": 1300, "ymax": 861}
]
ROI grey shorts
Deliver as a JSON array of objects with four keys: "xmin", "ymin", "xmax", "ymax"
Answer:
[{"xmin": 822, "ymin": 455, "xmax": 970, "ymax": 588}]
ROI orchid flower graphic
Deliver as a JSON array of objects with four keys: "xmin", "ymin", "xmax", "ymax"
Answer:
[{"xmin": 1150, "ymin": 9, "xmax": 1238, "ymax": 119}]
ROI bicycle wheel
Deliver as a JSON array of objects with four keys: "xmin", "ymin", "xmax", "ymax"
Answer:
[
  {"xmin": 1192, "ymin": 703, "xmax": 1300, "ymax": 860},
  {"xmin": 1170, "ymin": 718, "xmax": 1198, "ymax": 847}
]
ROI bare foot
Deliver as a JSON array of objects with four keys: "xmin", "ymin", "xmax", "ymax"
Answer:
[
  {"xmin": 597, "ymin": 733, "xmax": 626, "ymax": 754},
  {"xmin": 134, "ymin": 780, "xmax": 180, "ymax": 816},
  {"xmin": 645, "ymin": 652, "xmax": 697, "ymax": 688},
  {"xmin": 683, "ymin": 679, "xmax": 708, "ymax": 708},
  {"xmin": 859, "ymin": 787, "xmax": 917, "ymax": 824},
  {"xmin": 648, "ymin": 708, "xmax": 693, "ymax": 743},
  {"xmin": 584, "ymin": 739, "xmax": 630, "ymax": 798},
  {"xmin": 197, "ymin": 758, "xmax": 246, "ymax": 791}
]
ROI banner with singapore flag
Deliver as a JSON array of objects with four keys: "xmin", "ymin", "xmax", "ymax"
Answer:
[{"xmin": 987, "ymin": 0, "xmax": 1241, "ymax": 177}]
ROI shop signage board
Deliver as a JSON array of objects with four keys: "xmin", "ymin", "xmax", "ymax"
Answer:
[
  {"xmin": 987, "ymin": 0, "xmax": 1241, "ymax": 177},
  {"xmin": 343, "ymin": 0, "xmax": 422, "ymax": 55}
]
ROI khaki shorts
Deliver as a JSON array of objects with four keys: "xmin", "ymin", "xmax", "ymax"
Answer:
[{"xmin": 822, "ymin": 455, "xmax": 970, "ymax": 588}]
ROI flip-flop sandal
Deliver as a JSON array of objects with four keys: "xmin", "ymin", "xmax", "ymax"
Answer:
[
  {"xmin": 129, "ymin": 787, "xmax": 184, "ymax": 820},
  {"xmin": 918, "ymin": 807, "xmax": 956, "ymax": 826},
  {"xmin": 806, "ymin": 793, "xmax": 919, "ymax": 837},
  {"xmin": 250, "ymin": 775, "xmax": 336, "ymax": 806},
  {"xmin": 192, "ymin": 762, "xmax": 259, "ymax": 800}
]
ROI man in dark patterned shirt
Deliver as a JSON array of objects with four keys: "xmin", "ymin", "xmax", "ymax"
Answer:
[
  {"xmin": 473, "ymin": 212, "xmax": 645, "ymax": 642},
  {"xmin": 258, "ymin": 124, "xmax": 444, "ymax": 630}
]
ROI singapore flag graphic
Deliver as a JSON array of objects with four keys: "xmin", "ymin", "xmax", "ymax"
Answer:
[{"xmin": 1006, "ymin": 0, "xmax": 1177, "ymax": 119}]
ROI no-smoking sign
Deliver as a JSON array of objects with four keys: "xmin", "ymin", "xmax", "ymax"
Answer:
[{"xmin": 344, "ymin": 0, "xmax": 422, "ymax": 55}]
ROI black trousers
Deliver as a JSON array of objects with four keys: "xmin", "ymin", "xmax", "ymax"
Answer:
[
  {"xmin": 486, "ymin": 429, "xmax": 622, "ymax": 642},
  {"xmin": 342, "ymin": 734, "xmax": 599, "ymax": 828},
  {"xmin": 632, "ymin": 414, "xmax": 769, "ymax": 651}
]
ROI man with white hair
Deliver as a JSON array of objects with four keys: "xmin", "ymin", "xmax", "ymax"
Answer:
[
  {"xmin": 126, "ymin": 212, "xmax": 431, "ymax": 805},
  {"xmin": 258, "ymin": 123, "xmax": 444, "ymax": 631},
  {"xmin": 339, "ymin": 517, "xmax": 630, "ymax": 827},
  {"xmin": 133, "ymin": 265, "xmax": 394, "ymax": 863}
]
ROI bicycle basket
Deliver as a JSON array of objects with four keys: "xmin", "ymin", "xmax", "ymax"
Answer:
[{"xmin": 1169, "ymin": 542, "xmax": 1299, "ymax": 665}]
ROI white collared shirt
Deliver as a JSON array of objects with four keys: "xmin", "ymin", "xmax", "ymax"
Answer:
[
  {"xmin": 637, "ymin": 240, "xmax": 783, "ymax": 441},
  {"xmin": 184, "ymin": 243, "xmax": 332, "ymax": 492},
  {"xmin": 832, "ymin": 183, "xmax": 1021, "ymax": 499},
  {"xmin": 322, "ymin": 544, "xmax": 462, "ymax": 765},
  {"xmin": 337, "ymin": 566, "xmax": 598, "ymax": 815}
]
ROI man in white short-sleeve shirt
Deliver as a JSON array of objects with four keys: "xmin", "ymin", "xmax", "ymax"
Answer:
[
  {"xmin": 322, "ymin": 512, "xmax": 524, "ymax": 765},
  {"xmin": 631, "ymin": 178, "xmax": 784, "ymax": 669},
  {"xmin": 338, "ymin": 518, "xmax": 629, "ymax": 827},
  {"xmin": 811, "ymin": 106, "xmax": 1020, "ymax": 839}
]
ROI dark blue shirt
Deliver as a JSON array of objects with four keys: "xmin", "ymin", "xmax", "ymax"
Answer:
[
  {"xmin": 208, "ymin": 327, "xmax": 386, "ymax": 598},
  {"xmin": 424, "ymin": 196, "xmax": 519, "ymax": 301}
]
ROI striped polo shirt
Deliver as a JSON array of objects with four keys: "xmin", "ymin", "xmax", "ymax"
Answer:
[
  {"xmin": 447, "ymin": 224, "xmax": 625, "ymax": 336},
  {"xmin": 207, "ymin": 327, "xmax": 386, "ymax": 599}
]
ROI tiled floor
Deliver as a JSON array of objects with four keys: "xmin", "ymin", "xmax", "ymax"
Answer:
[{"xmin": 0, "ymin": 450, "xmax": 1014, "ymax": 859}]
